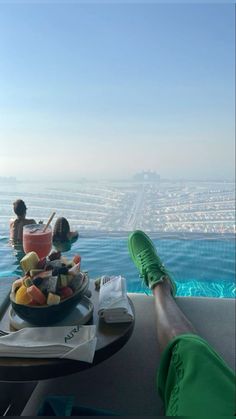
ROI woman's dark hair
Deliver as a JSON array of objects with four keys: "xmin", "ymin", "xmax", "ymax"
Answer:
[
  {"xmin": 53, "ymin": 217, "xmax": 70, "ymax": 242},
  {"xmin": 13, "ymin": 199, "xmax": 27, "ymax": 217}
]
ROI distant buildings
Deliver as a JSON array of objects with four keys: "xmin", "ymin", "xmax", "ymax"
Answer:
[
  {"xmin": 0, "ymin": 179, "xmax": 234, "ymax": 233},
  {"xmin": 133, "ymin": 171, "xmax": 160, "ymax": 182}
]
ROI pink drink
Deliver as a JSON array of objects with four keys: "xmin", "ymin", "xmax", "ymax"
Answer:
[{"xmin": 23, "ymin": 224, "xmax": 52, "ymax": 259}]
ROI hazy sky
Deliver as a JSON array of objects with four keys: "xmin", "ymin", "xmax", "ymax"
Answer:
[{"xmin": 0, "ymin": 2, "xmax": 235, "ymax": 181}]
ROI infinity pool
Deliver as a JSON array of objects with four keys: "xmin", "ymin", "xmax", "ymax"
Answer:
[{"xmin": 0, "ymin": 232, "xmax": 235, "ymax": 307}]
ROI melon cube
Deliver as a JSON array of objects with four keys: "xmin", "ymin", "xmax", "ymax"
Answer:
[
  {"xmin": 20, "ymin": 252, "xmax": 39, "ymax": 273},
  {"xmin": 47, "ymin": 292, "xmax": 60, "ymax": 305}
]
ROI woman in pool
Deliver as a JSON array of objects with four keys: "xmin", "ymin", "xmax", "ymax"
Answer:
[
  {"xmin": 53, "ymin": 217, "xmax": 78, "ymax": 251},
  {"xmin": 9, "ymin": 199, "xmax": 36, "ymax": 243}
]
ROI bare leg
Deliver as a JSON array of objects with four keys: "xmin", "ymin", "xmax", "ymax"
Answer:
[{"xmin": 152, "ymin": 277, "xmax": 197, "ymax": 353}]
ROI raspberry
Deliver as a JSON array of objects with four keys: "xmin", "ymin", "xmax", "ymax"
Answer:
[
  {"xmin": 73, "ymin": 255, "xmax": 81, "ymax": 265},
  {"xmin": 49, "ymin": 251, "xmax": 61, "ymax": 261}
]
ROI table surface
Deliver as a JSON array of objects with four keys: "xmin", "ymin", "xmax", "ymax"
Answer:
[{"xmin": 0, "ymin": 278, "xmax": 135, "ymax": 382}]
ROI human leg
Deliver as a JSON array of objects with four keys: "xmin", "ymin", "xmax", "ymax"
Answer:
[
  {"xmin": 128, "ymin": 230, "xmax": 235, "ymax": 416},
  {"xmin": 128, "ymin": 229, "xmax": 195, "ymax": 349},
  {"xmin": 152, "ymin": 279, "xmax": 196, "ymax": 352},
  {"xmin": 154, "ymin": 281, "xmax": 235, "ymax": 415}
]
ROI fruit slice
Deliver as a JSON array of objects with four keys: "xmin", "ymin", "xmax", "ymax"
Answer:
[
  {"xmin": 69, "ymin": 262, "xmax": 80, "ymax": 276},
  {"xmin": 59, "ymin": 274, "xmax": 68, "ymax": 288},
  {"xmin": 29, "ymin": 299, "xmax": 40, "ymax": 306},
  {"xmin": 15, "ymin": 285, "xmax": 32, "ymax": 305},
  {"xmin": 73, "ymin": 255, "xmax": 81, "ymax": 265},
  {"xmin": 20, "ymin": 252, "xmax": 40, "ymax": 273},
  {"xmin": 30, "ymin": 269, "xmax": 44, "ymax": 278},
  {"xmin": 36, "ymin": 258, "xmax": 47, "ymax": 269},
  {"xmin": 47, "ymin": 292, "xmax": 60, "ymax": 305},
  {"xmin": 11, "ymin": 278, "xmax": 24, "ymax": 293},
  {"xmin": 70, "ymin": 272, "xmax": 84, "ymax": 291},
  {"xmin": 27, "ymin": 285, "xmax": 46, "ymax": 305},
  {"xmin": 23, "ymin": 276, "xmax": 33, "ymax": 287},
  {"xmin": 59, "ymin": 287, "xmax": 73, "ymax": 300},
  {"xmin": 35, "ymin": 270, "xmax": 52, "ymax": 279}
]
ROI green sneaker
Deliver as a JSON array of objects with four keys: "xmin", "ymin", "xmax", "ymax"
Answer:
[{"xmin": 128, "ymin": 230, "xmax": 176, "ymax": 295}]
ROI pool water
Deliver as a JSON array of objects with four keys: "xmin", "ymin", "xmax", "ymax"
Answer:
[{"xmin": 0, "ymin": 232, "xmax": 235, "ymax": 306}]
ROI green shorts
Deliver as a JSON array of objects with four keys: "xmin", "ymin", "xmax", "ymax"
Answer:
[{"xmin": 157, "ymin": 334, "xmax": 235, "ymax": 416}]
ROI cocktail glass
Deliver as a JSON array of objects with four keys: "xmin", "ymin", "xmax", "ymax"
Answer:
[{"xmin": 23, "ymin": 224, "xmax": 52, "ymax": 259}]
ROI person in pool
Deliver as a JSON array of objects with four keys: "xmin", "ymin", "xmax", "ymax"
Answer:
[
  {"xmin": 52, "ymin": 217, "xmax": 78, "ymax": 252},
  {"xmin": 9, "ymin": 199, "xmax": 36, "ymax": 243}
]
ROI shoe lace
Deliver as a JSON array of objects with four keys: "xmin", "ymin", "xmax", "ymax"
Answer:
[{"xmin": 137, "ymin": 248, "xmax": 166, "ymax": 277}]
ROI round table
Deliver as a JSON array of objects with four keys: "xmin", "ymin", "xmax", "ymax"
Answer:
[{"xmin": 0, "ymin": 279, "xmax": 135, "ymax": 382}]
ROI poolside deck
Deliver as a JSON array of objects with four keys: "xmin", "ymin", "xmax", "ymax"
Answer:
[{"xmin": 19, "ymin": 294, "xmax": 235, "ymax": 416}]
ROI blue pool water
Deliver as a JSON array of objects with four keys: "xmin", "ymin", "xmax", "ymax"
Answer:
[{"xmin": 0, "ymin": 232, "xmax": 235, "ymax": 305}]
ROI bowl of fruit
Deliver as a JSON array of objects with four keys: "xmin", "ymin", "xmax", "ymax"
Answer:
[{"xmin": 10, "ymin": 251, "xmax": 90, "ymax": 326}]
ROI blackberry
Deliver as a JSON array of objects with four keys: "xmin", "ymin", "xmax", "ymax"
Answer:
[
  {"xmin": 32, "ymin": 277, "xmax": 43, "ymax": 287},
  {"xmin": 49, "ymin": 251, "xmax": 61, "ymax": 261},
  {"xmin": 52, "ymin": 268, "xmax": 59, "ymax": 276},
  {"xmin": 58, "ymin": 266, "xmax": 69, "ymax": 275}
]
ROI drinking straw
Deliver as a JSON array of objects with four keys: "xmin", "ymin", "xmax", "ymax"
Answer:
[{"xmin": 43, "ymin": 212, "xmax": 56, "ymax": 232}]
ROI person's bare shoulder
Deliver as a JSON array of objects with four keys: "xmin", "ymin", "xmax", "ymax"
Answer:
[{"xmin": 9, "ymin": 219, "xmax": 15, "ymax": 239}]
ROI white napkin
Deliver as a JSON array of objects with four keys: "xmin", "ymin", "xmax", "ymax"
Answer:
[
  {"xmin": 98, "ymin": 276, "xmax": 134, "ymax": 323},
  {"xmin": 0, "ymin": 325, "xmax": 97, "ymax": 363}
]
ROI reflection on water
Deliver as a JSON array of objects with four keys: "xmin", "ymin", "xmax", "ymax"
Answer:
[
  {"xmin": 53, "ymin": 240, "xmax": 72, "ymax": 253},
  {"xmin": 11, "ymin": 243, "xmax": 26, "ymax": 276},
  {"xmin": 53, "ymin": 234, "xmax": 79, "ymax": 253}
]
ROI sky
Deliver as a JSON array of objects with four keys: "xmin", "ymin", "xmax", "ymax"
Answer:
[{"xmin": 0, "ymin": 1, "xmax": 235, "ymax": 181}]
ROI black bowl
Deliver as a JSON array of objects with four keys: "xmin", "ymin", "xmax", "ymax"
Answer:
[{"xmin": 10, "ymin": 276, "xmax": 89, "ymax": 326}]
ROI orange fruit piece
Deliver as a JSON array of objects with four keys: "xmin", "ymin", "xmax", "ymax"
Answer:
[{"xmin": 15, "ymin": 285, "xmax": 32, "ymax": 305}]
